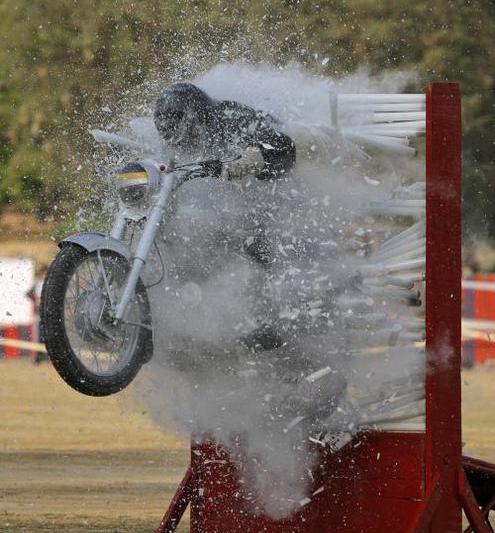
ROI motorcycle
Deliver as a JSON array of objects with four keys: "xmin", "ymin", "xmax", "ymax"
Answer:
[{"xmin": 40, "ymin": 128, "xmax": 228, "ymax": 396}]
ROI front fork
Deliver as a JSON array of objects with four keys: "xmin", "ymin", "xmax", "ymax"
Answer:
[
  {"xmin": 110, "ymin": 213, "xmax": 128, "ymax": 241},
  {"xmin": 113, "ymin": 172, "xmax": 177, "ymax": 322}
]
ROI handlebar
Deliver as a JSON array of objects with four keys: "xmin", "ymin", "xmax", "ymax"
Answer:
[{"xmin": 90, "ymin": 127, "xmax": 241, "ymax": 184}]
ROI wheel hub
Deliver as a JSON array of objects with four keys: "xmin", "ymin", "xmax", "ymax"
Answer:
[{"xmin": 74, "ymin": 290, "xmax": 114, "ymax": 342}]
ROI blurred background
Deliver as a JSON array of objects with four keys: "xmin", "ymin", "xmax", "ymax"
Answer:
[{"xmin": 0, "ymin": 1, "xmax": 494, "ymax": 531}]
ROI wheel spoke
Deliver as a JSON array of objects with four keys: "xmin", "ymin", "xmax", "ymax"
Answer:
[
  {"xmin": 62, "ymin": 251, "xmax": 142, "ymax": 377},
  {"xmin": 75, "ymin": 270, "xmax": 80, "ymax": 298},
  {"xmin": 97, "ymin": 250, "xmax": 115, "ymax": 310}
]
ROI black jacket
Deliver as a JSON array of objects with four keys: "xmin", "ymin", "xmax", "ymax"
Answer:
[{"xmin": 213, "ymin": 100, "xmax": 296, "ymax": 180}]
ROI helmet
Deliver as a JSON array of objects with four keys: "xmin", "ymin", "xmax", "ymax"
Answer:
[{"xmin": 154, "ymin": 82, "xmax": 215, "ymax": 149}]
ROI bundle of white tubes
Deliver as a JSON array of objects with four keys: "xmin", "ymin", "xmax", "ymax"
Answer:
[
  {"xmin": 331, "ymin": 92, "xmax": 426, "ymax": 158},
  {"xmin": 331, "ymin": 92, "xmax": 427, "ymax": 432},
  {"xmin": 276, "ymin": 94, "xmax": 426, "ymax": 442}
]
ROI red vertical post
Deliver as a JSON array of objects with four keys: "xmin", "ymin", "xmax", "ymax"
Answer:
[{"xmin": 425, "ymin": 82, "xmax": 462, "ymax": 531}]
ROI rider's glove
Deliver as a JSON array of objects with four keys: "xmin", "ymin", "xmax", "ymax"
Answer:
[
  {"xmin": 221, "ymin": 146, "xmax": 265, "ymax": 181},
  {"xmin": 200, "ymin": 159, "xmax": 223, "ymax": 177}
]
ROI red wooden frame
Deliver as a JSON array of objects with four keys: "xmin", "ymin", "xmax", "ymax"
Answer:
[
  {"xmin": 423, "ymin": 81, "xmax": 463, "ymax": 530},
  {"xmin": 156, "ymin": 83, "xmax": 495, "ymax": 532}
]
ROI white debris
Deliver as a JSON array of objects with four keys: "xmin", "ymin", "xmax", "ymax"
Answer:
[
  {"xmin": 260, "ymin": 142, "xmax": 275, "ymax": 150},
  {"xmin": 284, "ymin": 416, "xmax": 305, "ymax": 433},
  {"xmin": 125, "ymin": 64, "xmax": 428, "ymax": 521},
  {"xmin": 308, "ymin": 436, "xmax": 325, "ymax": 446},
  {"xmin": 364, "ymin": 176, "xmax": 381, "ymax": 186},
  {"xmin": 305, "ymin": 366, "xmax": 332, "ymax": 383}
]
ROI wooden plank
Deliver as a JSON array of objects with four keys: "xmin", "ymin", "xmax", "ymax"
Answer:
[{"xmin": 424, "ymin": 82, "xmax": 462, "ymax": 531}]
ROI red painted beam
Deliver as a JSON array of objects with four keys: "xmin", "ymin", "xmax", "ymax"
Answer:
[
  {"xmin": 155, "ymin": 466, "xmax": 193, "ymax": 533},
  {"xmin": 425, "ymin": 82, "xmax": 462, "ymax": 531},
  {"xmin": 459, "ymin": 468, "xmax": 493, "ymax": 533}
]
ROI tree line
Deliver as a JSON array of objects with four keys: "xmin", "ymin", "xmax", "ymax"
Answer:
[{"xmin": 0, "ymin": 0, "xmax": 493, "ymax": 235}]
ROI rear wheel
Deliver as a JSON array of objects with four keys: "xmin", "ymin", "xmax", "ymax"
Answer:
[{"xmin": 40, "ymin": 245, "xmax": 152, "ymax": 396}]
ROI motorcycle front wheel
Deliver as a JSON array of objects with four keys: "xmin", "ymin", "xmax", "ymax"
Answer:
[{"xmin": 40, "ymin": 245, "xmax": 152, "ymax": 396}]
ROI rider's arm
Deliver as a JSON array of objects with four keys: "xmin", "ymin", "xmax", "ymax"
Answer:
[
  {"xmin": 221, "ymin": 128, "xmax": 296, "ymax": 181},
  {"xmin": 218, "ymin": 101, "xmax": 296, "ymax": 181}
]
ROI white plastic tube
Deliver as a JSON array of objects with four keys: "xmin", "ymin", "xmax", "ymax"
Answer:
[
  {"xmin": 351, "ymin": 128, "xmax": 424, "ymax": 139},
  {"xmin": 372, "ymin": 111, "xmax": 426, "ymax": 123},
  {"xmin": 385, "ymin": 272, "xmax": 426, "ymax": 285},
  {"xmin": 401, "ymin": 318, "xmax": 426, "ymax": 333},
  {"xmin": 344, "ymin": 130, "xmax": 411, "ymax": 146},
  {"xmin": 363, "ymin": 276, "xmax": 415, "ymax": 290},
  {"xmin": 354, "ymin": 120, "xmax": 426, "ymax": 132},
  {"xmin": 363, "ymin": 257, "xmax": 425, "ymax": 276},
  {"xmin": 379, "ymin": 235, "xmax": 426, "ymax": 259},
  {"xmin": 363, "ymin": 103, "xmax": 426, "ymax": 112},
  {"xmin": 373, "ymin": 242, "xmax": 425, "ymax": 263},
  {"xmin": 345, "ymin": 132, "xmax": 417, "ymax": 156},
  {"xmin": 382, "ymin": 220, "xmax": 425, "ymax": 241},
  {"xmin": 369, "ymin": 199, "xmax": 425, "ymax": 209},
  {"xmin": 379, "ymin": 236, "xmax": 423, "ymax": 257},
  {"xmin": 392, "ymin": 187, "xmax": 426, "ymax": 201},
  {"xmin": 366, "ymin": 205, "xmax": 425, "ymax": 218},
  {"xmin": 338, "ymin": 94, "xmax": 425, "ymax": 104}
]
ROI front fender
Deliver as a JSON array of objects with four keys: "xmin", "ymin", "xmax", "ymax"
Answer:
[{"xmin": 60, "ymin": 232, "xmax": 132, "ymax": 260}]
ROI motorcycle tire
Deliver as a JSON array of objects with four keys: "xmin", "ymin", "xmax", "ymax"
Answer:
[{"xmin": 40, "ymin": 244, "xmax": 152, "ymax": 396}]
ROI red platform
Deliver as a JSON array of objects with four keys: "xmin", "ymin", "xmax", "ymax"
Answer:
[
  {"xmin": 188, "ymin": 433, "xmax": 425, "ymax": 532},
  {"xmin": 156, "ymin": 83, "xmax": 495, "ymax": 533}
]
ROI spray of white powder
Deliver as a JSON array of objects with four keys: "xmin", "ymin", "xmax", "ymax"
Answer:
[{"xmin": 102, "ymin": 62, "xmax": 425, "ymax": 519}]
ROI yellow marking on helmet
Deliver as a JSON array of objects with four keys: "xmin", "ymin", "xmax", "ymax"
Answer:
[{"xmin": 117, "ymin": 171, "xmax": 148, "ymax": 180}]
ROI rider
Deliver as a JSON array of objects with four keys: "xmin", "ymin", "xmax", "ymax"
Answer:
[
  {"xmin": 154, "ymin": 82, "xmax": 345, "ymax": 421},
  {"xmin": 153, "ymin": 82, "xmax": 296, "ymax": 181},
  {"xmin": 154, "ymin": 82, "xmax": 297, "ymax": 352}
]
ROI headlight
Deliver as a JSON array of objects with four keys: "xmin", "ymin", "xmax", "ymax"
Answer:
[{"xmin": 115, "ymin": 162, "xmax": 149, "ymax": 205}]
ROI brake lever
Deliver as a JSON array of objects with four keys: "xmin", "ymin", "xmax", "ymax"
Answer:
[{"xmin": 199, "ymin": 155, "xmax": 243, "ymax": 178}]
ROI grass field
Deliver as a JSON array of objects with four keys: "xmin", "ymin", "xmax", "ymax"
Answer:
[
  {"xmin": 1, "ymin": 359, "xmax": 495, "ymax": 532},
  {"xmin": 0, "ymin": 360, "xmax": 189, "ymax": 532}
]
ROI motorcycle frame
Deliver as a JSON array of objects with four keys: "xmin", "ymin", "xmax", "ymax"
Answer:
[
  {"xmin": 112, "ymin": 170, "xmax": 187, "ymax": 321},
  {"xmin": 61, "ymin": 169, "xmax": 188, "ymax": 322}
]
